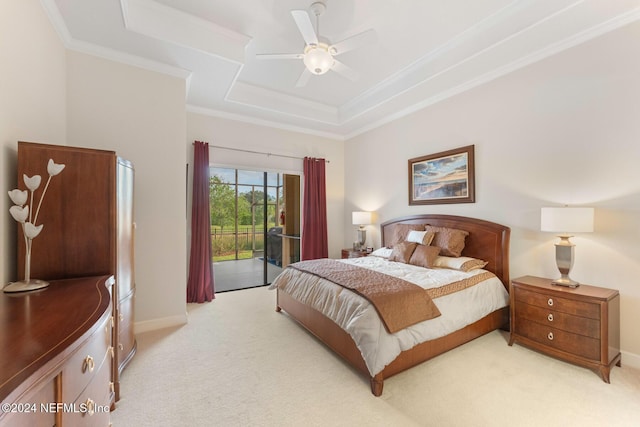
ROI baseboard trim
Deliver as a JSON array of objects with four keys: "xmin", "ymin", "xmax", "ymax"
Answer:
[
  {"xmin": 621, "ymin": 350, "xmax": 640, "ymax": 370},
  {"xmin": 134, "ymin": 313, "xmax": 188, "ymax": 334}
]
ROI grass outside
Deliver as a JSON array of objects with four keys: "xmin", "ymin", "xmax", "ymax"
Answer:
[{"xmin": 214, "ymin": 250, "xmax": 253, "ymax": 262}]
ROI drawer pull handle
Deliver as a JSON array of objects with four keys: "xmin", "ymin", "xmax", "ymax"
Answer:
[
  {"xmin": 109, "ymin": 346, "xmax": 115, "ymax": 358},
  {"xmin": 82, "ymin": 355, "xmax": 95, "ymax": 373},
  {"xmin": 84, "ymin": 398, "xmax": 95, "ymax": 416},
  {"xmin": 547, "ymin": 313, "xmax": 554, "ymax": 322},
  {"xmin": 119, "ymin": 313, "xmax": 124, "ymax": 322},
  {"xmin": 547, "ymin": 298, "xmax": 554, "ymax": 307},
  {"xmin": 119, "ymin": 343, "xmax": 124, "ymax": 351},
  {"xmin": 547, "ymin": 332, "xmax": 554, "ymax": 341}
]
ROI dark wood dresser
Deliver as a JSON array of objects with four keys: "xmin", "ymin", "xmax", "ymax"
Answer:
[
  {"xmin": 0, "ymin": 276, "xmax": 114, "ymax": 426},
  {"xmin": 509, "ymin": 275, "xmax": 621, "ymax": 382}
]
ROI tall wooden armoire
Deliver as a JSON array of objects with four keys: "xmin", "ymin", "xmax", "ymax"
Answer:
[{"xmin": 17, "ymin": 141, "xmax": 136, "ymax": 403}]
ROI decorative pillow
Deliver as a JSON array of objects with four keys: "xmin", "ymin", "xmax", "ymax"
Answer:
[
  {"xmin": 369, "ymin": 247, "xmax": 393, "ymax": 258},
  {"xmin": 387, "ymin": 224, "xmax": 425, "ymax": 247},
  {"xmin": 424, "ymin": 225, "xmax": 469, "ymax": 257},
  {"xmin": 408, "ymin": 245, "xmax": 441, "ymax": 269},
  {"xmin": 388, "ymin": 241, "xmax": 418, "ymax": 264},
  {"xmin": 434, "ymin": 256, "xmax": 488, "ymax": 272},
  {"xmin": 406, "ymin": 230, "xmax": 435, "ymax": 246}
]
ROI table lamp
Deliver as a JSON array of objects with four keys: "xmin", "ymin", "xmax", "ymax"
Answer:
[
  {"xmin": 541, "ymin": 206, "xmax": 594, "ymax": 287},
  {"xmin": 352, "ymin": 211, "xmax": 372, "ymax": 250}
]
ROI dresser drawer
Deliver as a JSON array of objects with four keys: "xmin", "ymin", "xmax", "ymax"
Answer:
[
  {"xmin": 118, "ymin": 321, "xmax": 135, "ymax": 368},
  {"xmin": 117, "ymin": 293, "xmax": 136, "ymax": 368},
  {"xmin": 515, "ymin": 321, "xmax": 600, "ymax": 361},
  {"xmin": 62, "ymin": 314, "xmax": 111, "ymax": 403},
  {"xmin": 0, "ymin": 377, "xmax": 56, "ymax": 427},
  {"xmin": 514, "ymin": 287, "xmax": 600, "ymax": 319},
  {"xmin": 63, "ymin": 351, "xmax": 112, "ymax": 427},
  {"xmin": 514, "ymin": 301, "xmax": 600, "ymax": 339}
]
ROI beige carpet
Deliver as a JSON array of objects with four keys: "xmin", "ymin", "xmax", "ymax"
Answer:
[{"xmin": 110, "ymin": 286, "xmax": 640, "ymax": 427}]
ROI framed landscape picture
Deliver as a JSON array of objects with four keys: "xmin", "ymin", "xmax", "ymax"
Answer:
[{"xmin": 408, "ymin": 145, "xmax": 475, "ymax": 205}]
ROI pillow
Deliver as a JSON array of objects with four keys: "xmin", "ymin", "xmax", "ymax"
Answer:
[
  {"xmin": 434, "ymin": 256, "xmax": 488, "ymax": 272},
  {"xmin": 406, "ymin": 230, "xmax": 435, "ymax": 246},
  {"xmin": 424, "ymin": 225, "xmax": 469, "ymax": 257},
  {"xmin": 369, "ymin": 247, "xmax": 393, "ymax": 258},
  {"xmin": 387, "ymin": 224, "xmax": 425, "ymax": 247},
  {"xmin": 388, "ymin": 241, "xmax": 418, "ymax": 264},
  {"xmin": 408, "ymin": 245, "xmax": 441, "ymax": 269}
]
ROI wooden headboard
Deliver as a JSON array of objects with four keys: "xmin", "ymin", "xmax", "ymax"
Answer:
[{"xmin": 380, "ymin": 214, "xmax": 511, "ymax": 290}]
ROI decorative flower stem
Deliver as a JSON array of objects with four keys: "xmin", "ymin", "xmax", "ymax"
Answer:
[
  {"xmin": 24, "ymin": 234, "xmax": 31, "ymax": 283},
  {"xmin": 34, "ymin": 175, "xmax": 52, "ymax": 225},
  {"xmin": 5, "ymin": 159, "xmax": 65, "ymax": 292}
]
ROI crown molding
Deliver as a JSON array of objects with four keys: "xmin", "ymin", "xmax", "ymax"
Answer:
[
  {"xmin": 342, "ymin": 3, "xmax": 640, "ymax": 139},
  {"xmin": 186, "ymin": 105, "xmax": 344, "ymax": 141},
  {"xmin": 120, "ymin": 0, "xmax": 251, "ymax": 64},
  {"xmin": 225, "ymin": 81, "xmax": 340, "ymax": 125}
]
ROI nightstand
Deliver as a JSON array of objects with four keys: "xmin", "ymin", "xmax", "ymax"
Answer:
[
  {"xmin": 509, "ymin": 275, "xmax": 621, "ymax": 383},
  {"xmin": 341, "ymin": 248, "xmax": 371, "ymax": 259}
]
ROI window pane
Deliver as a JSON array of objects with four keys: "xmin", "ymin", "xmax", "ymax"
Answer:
[
  {"xmin": 266, "ymin": 172, "xmax": 281, "ymax": 186},
  {"xmin": 237, "ymin": 170, "xmax": 264, "ymax": 186},
  {"xmin": 211, "ymin": 167, "xmax": 235, "ymax": 184}
]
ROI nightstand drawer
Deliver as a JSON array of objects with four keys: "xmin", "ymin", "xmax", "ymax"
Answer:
[
  {"xmin": 514, "ymin": 301, "xmax": 600, "ymax": 339},
  {"xmin": 515, "ymin": 321, "xmax": 600, "ymax": 361},
  {"xmin": 514, "ymin": 287, "xmax": 600, "ymax": 320}
]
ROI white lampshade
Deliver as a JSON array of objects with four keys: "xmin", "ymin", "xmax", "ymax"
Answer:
[
  {"xmin": 541, "ymin": 207, "xmax": 594, "ymax": 234},
  {"xmin": 352, "ymin": 211, "xmax": 372, "ymax": 226},
  {"xmin": 304, "ymin": 44, "xmax": 334, "ymax": 75}
]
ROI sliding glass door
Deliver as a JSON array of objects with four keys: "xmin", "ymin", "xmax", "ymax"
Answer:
[{"xmin": 209, "ymin": 167, "xmax": 293, "ymax": 291}]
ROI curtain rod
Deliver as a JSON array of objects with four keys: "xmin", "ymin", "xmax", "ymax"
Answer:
[{"xmin": 203, "ymin": 144, "xmax": 330, "ymax": 163}]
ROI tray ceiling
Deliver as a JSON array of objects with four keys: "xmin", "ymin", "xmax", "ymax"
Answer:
[{"xmin": 43, "ymin": 0, "xmax": 640, "ymax": 139}]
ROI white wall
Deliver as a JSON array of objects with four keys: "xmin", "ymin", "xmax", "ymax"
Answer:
[
  {"xmin": 0, "ymin": 0, "xmax": 66, "ymax": 286},
  {"xmin": 66, "ymin": 52, "xmax": 188, "ymax": 331},
  {"xmin": 187, "ymin": 113, "xmax": 345, "ymax": 259},
  {"xmin": 345, "ymin": 21, "xmax": 640, "ymax": 365}
]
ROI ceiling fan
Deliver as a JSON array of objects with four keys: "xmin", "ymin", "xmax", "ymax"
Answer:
[{"xmin": 257, "ymin": 1, "xmax": 376, "ymax": 87}]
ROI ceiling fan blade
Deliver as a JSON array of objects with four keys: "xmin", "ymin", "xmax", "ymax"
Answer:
[
  {"xmin": 256, "ymin": 53, "xmax": 304, "ymax": 60},
  {"xmin": 330, "ymin": 29, "xmax": 377, "ymax": 55},
  {"xmin": 331, "ymin": 60, "xmax": 359, "ymax": 81},
  {"xmin": 291, "ymin": 10, "xmax": 318, "ymax": 46},
  {"xmin": 295, "ymin": 68, "xmax": 312, "ymax": 87}
]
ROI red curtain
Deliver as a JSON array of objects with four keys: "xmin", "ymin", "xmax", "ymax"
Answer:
[
  {"xmin": 301, "ymin": 157, "xmax": 328, "ymax": 260},
  {"xmin": 187, "ymin": 141, "xmax": 215, "ymax": 302}
]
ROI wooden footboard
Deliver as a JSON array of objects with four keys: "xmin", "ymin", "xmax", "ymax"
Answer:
[{"xmin": 276, "ymin": 288, "xmax": 509, "ymax": 396}]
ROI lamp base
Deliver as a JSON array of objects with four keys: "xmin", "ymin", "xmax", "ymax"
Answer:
[
  {"xmin": 355, "ymin": 228, "xmax": 366, "ymax": 251},
  {"xmin": 3, "ymin": 279, "xmax": 50, "ymax": 293},
  {"xmin": 551, "ymin": 277, "xmax": 579, "ymax": 288},
  {"xmin": 552, "ymin": 238, "xmax": 579, "ymax": 288}
]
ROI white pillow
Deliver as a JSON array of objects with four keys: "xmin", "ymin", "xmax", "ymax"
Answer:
[
  {"xmin": 370, "ymin": 247, "xmax": 393, "ymax": 258},
  {"xmin": 434, "ymin": 256, "xmax": 488, "ymax": 272},
  {"xmin": 405, "ymin": 230, "xmax": 435, "ymax": 245}
]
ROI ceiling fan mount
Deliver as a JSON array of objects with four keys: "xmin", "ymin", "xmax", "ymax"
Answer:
[
  {"xmin": 309, "ymin": 1, "xmax": 327, "ymax": 18},
  {"xmin": 257, "ymin": 1, "xmax": 376, "ymax": 87}
]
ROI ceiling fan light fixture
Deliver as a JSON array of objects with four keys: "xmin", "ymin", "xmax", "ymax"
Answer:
[{"xmin": 303, "ymin": 43, "xmax": 334, "ymax": 75}]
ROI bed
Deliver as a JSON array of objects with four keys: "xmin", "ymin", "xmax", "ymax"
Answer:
[{"xmin": 271, "ymin": 214, "xmax": 511, "ymax": 396}]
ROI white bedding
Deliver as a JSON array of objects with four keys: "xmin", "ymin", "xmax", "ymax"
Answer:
[{"xmin": 269, "ymin": 256, "xmax": 509, "ymax": 376}]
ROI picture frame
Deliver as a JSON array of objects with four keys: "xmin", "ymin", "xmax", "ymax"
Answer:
[{"xmin": 408, "ymin": 145, "xmax": 475, "ymax": 205}]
